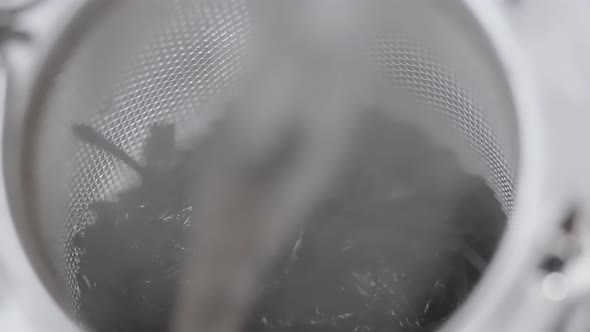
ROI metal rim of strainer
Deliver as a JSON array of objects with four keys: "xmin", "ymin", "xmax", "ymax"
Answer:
[{"xmin": 0, "ymin": 1, "xmax": 589, "ymax": 331}]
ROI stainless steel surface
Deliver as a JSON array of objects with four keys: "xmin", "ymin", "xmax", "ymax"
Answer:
[
  {"xmin": 35, "ymin": 1, "xmax": 517, "ymax": 313},
  {"xmin": 1, "ymin": 0, "xmax": 589, "ymax": 331}
]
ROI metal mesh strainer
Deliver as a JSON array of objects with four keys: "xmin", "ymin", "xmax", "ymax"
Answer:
[{"xmin": 17, "ymin": 0, "xmax": 519, "ymax": 330}]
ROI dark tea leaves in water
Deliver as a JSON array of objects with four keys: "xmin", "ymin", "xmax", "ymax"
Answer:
[{"xmin": 73, "ymin": 109, "xmax": 506, "ymax": 332}]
